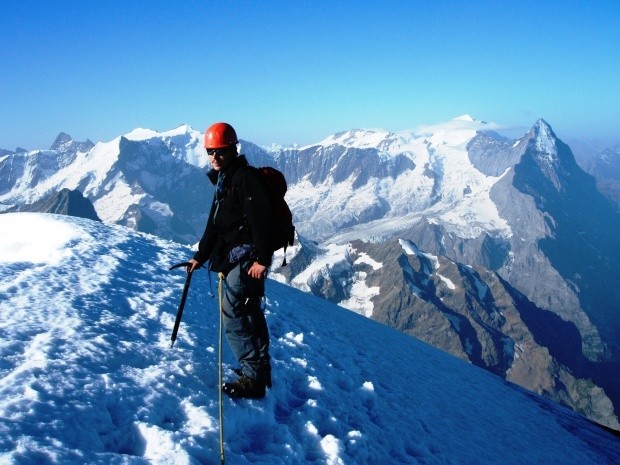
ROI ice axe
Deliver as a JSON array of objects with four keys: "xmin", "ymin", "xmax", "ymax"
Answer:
[{"xmin": 169, "ymin": 262, "xmax": 194, "ymax": 348}]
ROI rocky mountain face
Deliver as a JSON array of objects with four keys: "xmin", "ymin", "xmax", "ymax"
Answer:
[
  {"xmin": 498, "ymin": 124, "xmax": 620, "ymax": 359},
  {"xmin": 577, "ymin": 144, "xmax": 620, "ymax": 209},
  {"xmin": 281, "ymin": 236, "xmax": 618, "ymax": 429},
  {"xmin": 1, "ymin": 117, "xmax": 619, "ymax": 429},
  {"xmin": 49, "ymin": 132, "xmax": 95, "ymax": 154},
  {"xmin": 7, "ymin": 188, "xmax": 101, "ymax": 222}
]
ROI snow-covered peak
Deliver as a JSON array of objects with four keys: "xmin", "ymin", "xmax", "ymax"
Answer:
[
  {"xmin": 317, "ymin": 128, "xmax": 392, "ymax": 148},
  {"xmin": 413, "ymin": 115, "xmax": 496, "ymax": 147},
  {"xmin": 122, "ymin": 124, "xmax": 200, "ymax": 142},
  {"xmin": 310, "ymin": 128, "xmax": 420, "ymax": 155},
  {"xmin": 161, "ymin": 123, "xmax": 200, "ymax": 140},
  {"xmin": 119, "ymin": 124, "xmax": 204, "ymax": 167},
  {"xmin": 531, "ymin": 118, "xmax": 558, "ymax": 155},
  {"xmin": 168, "ymin": 123, "xmax": 193, "ymax": 135},
  {"xmin": 123, "ymin": 127, "xmax": 161, "ymax": 141}
]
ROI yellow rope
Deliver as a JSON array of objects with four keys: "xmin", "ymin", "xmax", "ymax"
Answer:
[{"xmin": 218, "ymin": 272, "xmax": 225, "ymax": 465}]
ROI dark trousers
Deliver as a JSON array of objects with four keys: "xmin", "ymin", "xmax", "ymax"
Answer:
[{"xmin": 221, "ymin": 261, "xmax": 270, "ymax": 382}]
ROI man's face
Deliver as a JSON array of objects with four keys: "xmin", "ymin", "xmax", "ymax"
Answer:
[{"xmin": 207, "ymin": 146, "xmax": 236, "ymax": 171}]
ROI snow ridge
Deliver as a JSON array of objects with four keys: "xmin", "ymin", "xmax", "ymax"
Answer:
[{"xmin": 1, "ymin": 213, "xmax": 618, "ymax": 464}]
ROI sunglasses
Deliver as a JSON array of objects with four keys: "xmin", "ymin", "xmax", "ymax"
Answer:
[{"xmin": 207, "ymin": 147, "xmax": 233, "ymax": 157}]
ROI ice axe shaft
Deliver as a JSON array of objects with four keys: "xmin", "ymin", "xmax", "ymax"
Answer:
[{"xmin": 169, "ymin": 262, "xmax": 193, "ymax": 348}]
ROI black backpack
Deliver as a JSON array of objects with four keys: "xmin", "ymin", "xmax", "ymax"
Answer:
[{"xmin": 243, "ymin": 166, "xmax": 295, "ymax": 265}]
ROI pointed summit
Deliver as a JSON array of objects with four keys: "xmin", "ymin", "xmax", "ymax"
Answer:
[
  {"xmin": 172, "ymin": 123, "xmax": 192, "ymax": 134},
  {"xmin": 49, "ymin": 133, "xmax": 94, "ymax": 153},
  {"xmin": 518, "ymin": 118, "xmax": 582, "ymax": 191},
  {"xmin": 532, "ymin": 118, "xmax": 558, "ymax": 152},
  {"xmin": 50, "ymin": 132, "xmax": 73, "ymax": 151},
  {"xmin": 534, "ymin": 118, "xmax": 551, "ymax": 130}
]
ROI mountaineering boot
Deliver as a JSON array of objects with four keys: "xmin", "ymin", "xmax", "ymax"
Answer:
[
  {"xmin": 223, "ymin": 375, "xmax": 266, "ymax": 399},
  {"xmin": 233, "ymin": 362, "xmax": 272, "ymax": 388}
]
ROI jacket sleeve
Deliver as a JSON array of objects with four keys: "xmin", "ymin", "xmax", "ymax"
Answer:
[
  {"xmin": 193, "ymin": 194, "xmax": 217, "ymax": 266},
  {"xmin": 236, "ymin": 168, "xmax": 274, "ymax": 267}
]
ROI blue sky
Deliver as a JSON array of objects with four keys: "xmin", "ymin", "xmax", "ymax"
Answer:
[{"xmin": 1, "ymin": 0, "xmax": 619, "ymax": 151}]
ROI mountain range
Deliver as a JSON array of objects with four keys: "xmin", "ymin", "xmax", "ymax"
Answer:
[{"xmin": 1, "ymin": 116, "xmax": 619, "ymax": 429}]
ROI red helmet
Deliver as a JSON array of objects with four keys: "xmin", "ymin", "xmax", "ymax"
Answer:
[{"xmin": 204, "ymin": 122, "xmax": 238, "ymax": 149}]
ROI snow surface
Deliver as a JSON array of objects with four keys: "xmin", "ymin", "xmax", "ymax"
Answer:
[
  {"xmin": 315, "ymin": 130, "xmax": 396, "ymax": 151},
  {"xmin": 1, "ymin": 213, "xmax": 618, "ymax": 465}
]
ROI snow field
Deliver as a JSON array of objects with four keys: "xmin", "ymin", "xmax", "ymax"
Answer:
[{"xmin": 0, "ymin": 213, "xmax": 618, "ymax": 464}]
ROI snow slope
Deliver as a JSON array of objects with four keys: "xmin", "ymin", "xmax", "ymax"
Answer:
[{"xmin": 0, "ymin": 213, "xmax": 618, "ymax": 465}]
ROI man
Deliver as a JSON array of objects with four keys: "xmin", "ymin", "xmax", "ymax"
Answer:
[{"xmin": 188, "ymin": 122, "xmax": 272, "ymax": 399}]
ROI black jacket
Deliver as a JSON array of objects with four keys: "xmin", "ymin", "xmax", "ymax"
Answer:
[{"xmin": 194, "ymin": 155, "xmax": 274, "ymax": 272}]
